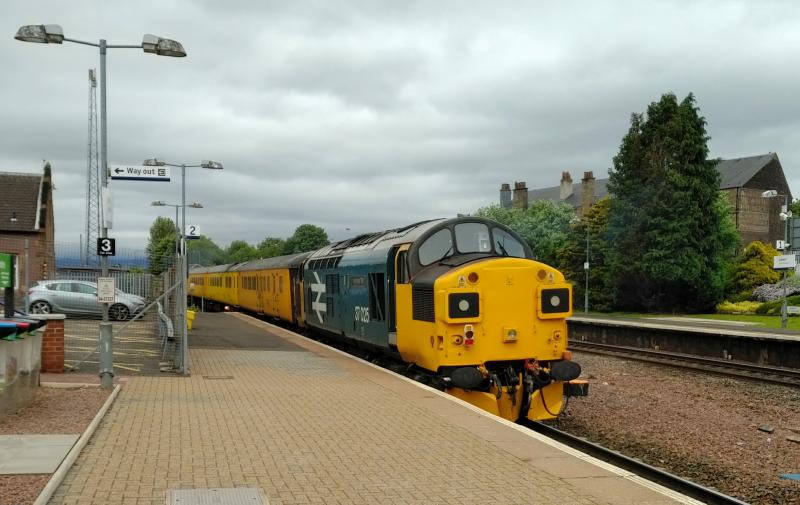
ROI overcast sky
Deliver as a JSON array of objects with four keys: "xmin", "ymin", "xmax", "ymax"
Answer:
[{"xmin": 2, "ymin": 1, "xmax": 799, "ymax": 250}]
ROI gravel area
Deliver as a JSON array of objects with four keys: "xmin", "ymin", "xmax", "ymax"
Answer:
[
  {"xmin": 552, "ymin": 352, "xmax": 800, "ymax": 505},
  {"xmin": 0, "ymin": 385, "xmax": 111, "ymax": 505}
]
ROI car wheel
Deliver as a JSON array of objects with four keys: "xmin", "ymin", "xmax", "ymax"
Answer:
[
  {"xmin": 30, "ymin": 300, "xmax": 52, "ymax": 314},
  {"xmin": 109, "ymin": 304, "xmax": 130, "ymax": 321}
]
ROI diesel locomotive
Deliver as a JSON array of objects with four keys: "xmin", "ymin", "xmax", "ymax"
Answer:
[{"xmin": 189, "ymin": 216, "xmax": 587, "ymax": 422}]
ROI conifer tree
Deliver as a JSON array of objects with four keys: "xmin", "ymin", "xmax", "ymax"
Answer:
[{"xmin": 607, "ymin": 93, "xmax": 739, "ymax": 311}]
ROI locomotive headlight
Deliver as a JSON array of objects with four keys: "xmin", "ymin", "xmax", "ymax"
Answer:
[
  {"xmin": 503, "ymin": 327, "xmax": 518, "ymax": 343},
  {"xmin": 537, "ymin": 285, "xmax": 572, "ymax": 319},
  {"xmin": 448, "ymin": 293, "xmax": 480, "ymax": 319}
]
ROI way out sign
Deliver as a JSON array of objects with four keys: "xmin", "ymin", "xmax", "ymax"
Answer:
[
  {"xmin": 110, "ymin": 165, "xmax": 171, "ymax": 182},
  {"xmin": 773, "ymin": 254, "xmax": 797, "ymax": 270}
]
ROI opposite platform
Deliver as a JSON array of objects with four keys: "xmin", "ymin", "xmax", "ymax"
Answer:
[{"xmin": 49, "ymin": 312, "xmax": 699, "ymax": 505}]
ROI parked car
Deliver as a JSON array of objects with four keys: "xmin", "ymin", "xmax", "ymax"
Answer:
[{"xmin": 27, "ymin": 280, "xmax": 146, "ymax": 321}]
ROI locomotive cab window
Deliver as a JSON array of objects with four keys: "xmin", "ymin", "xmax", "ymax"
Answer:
[
  {"xmin": 454, "ymin": 223, "xmax": 491, "ymax": 253},
  {"xmin": 418, "ymin": 229, "xmax": 453, "ymax": 266},
  {"xmin": 492, "ymin": 228, "xmax": 526, "ymax": 258}
]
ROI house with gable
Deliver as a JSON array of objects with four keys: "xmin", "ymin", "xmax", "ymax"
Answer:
[
  {"xmin": 500, "ymin": 153, "xmax": 792, "ymax": 248},
  {"xmin": 0, "ymin": 162, "xmax": 56, "ymax": 302}
]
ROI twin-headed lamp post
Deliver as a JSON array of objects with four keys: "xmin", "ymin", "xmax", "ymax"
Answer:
[
  {"xmin": 762, "ymin": 190, "xmax": 793, "ymax": 329},
  {"xmin": 15, "ymin": 24, "xmax": 186, "ymax": 388},
  {"xmin": 145, "ymin": 159, "xmax": 223, "ymax": 373},
  {"xmin": 151, "ymin": 201, "xmax": 204, "ymax": 256}
]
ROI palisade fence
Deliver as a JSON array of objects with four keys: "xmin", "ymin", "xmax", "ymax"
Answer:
[{"xmin": 0, "ymin": 238, "xmax": 185, "ymax": 375}]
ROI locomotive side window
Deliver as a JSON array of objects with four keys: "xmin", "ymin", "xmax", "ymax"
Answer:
[
  {"xmin": 368, "ymin": 272, "xmax": 386, "ymax": 321},
  {"xmin": 418, "ymin": 229, "xmax": 453, "ymax": 266},
  {"xmin": 492, "ymin": 228, "xmax": 526, "ymax": 258},
  {"xmin": 454, "ymin": 223, "xmax": 491, "ymax": 253},
  {"xmin": 396, "ymin": 251, "xmax": 409, "ymax": 283}
]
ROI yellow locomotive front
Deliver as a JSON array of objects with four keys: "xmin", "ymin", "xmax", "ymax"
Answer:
[{"xmin": 395, "ymin": 218, "xmax": 586, "ymax": 422}]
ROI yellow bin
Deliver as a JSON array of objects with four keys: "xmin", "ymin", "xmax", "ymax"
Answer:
[{"xmin": 187, "ymin": 309, "xmax": 196, "ymax": 330}]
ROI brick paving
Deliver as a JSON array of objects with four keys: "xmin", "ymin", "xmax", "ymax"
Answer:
[{"xmin": 48, "ymin": 312, "xmax": 691, "ymax": 505}]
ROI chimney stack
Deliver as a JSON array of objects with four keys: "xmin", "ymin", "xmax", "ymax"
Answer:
[
  {"xmin": 581, "ymin": 171, "xmax": 596, "ymax": 217},
  {"xmin": 512, "ymin": 181, "xmax": 528, "ymax": 210},
  {"xmin": 560, "ymin": 171, "xmax": 573, "ymax": 201},
  {"xmin": 500, "ymin": 183, "xmax": 512, "ymax": 209}
]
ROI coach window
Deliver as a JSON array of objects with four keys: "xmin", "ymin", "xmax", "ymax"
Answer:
[{"xmin": 418, "ymin": 229, "xmax": 453, "ymax": 266}]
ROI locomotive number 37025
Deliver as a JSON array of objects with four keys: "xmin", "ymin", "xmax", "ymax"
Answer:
[{"xmin": 354, "ymin": 306, "xmax": 370, "ymax": 323}]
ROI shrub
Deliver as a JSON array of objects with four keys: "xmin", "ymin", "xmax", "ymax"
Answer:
[
  {"xmin": 716, "ymin": 300, "xmax": 762, "ymax": 314},
  {"xmin": 754, "ymin": 294, "xmax": 800, "ymax": 315},
  {"xmin": 752, "ymin": 275, "xmax": 800, "ymax": 302}
]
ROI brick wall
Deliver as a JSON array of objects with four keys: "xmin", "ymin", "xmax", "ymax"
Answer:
[{"xmin": 37, "ymin": 314, "xmax": 65, "ymax": 373}]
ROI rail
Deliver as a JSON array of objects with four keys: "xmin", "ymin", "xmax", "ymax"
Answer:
[
  {"xmin": 569, "ymin": 340, "xmax": 800, "ymax": 387},
  {"xmin": 526, "ymin": 421, "xmax": 750, "ymax": 505}
]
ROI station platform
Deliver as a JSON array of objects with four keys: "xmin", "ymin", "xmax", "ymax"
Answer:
[
  {"xmin": 571, "ymin": 314, "xmax": 800, "ymax": 342},
  {"xmin": 49, "ymin": 312, "xmax": 700, "ymax": 505}
]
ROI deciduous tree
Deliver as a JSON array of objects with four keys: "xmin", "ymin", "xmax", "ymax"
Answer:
[
  {"xmin": 475, "ymin": 201, "xmax": 574, "ymax": 267},
  {"xmin": 146, "ymin": 217, "xmax": 178, "ymax": 274},
  {"xmin": 283, "ymin": 224, "xmax": 330, "ymax": 254}
]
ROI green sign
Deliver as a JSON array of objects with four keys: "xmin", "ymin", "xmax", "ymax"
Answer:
[{"xmin": 0, "ymin": 253, "xmax": 12, "ymax": 288}]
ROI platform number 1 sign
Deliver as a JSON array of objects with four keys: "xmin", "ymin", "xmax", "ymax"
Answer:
[{"xmin": 96, "ymin": 238, "xmax": 116, "ymax": 256}]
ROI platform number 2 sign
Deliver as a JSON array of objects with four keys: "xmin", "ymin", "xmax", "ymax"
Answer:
[
  {"xmin": 186, "ymin": 225, "xmax": 201, "ymax": 240},
  {"xmin": 96, "ymin": 238, "xmax": 116, "ymax": 256}
]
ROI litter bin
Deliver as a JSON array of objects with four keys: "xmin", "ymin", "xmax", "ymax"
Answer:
[{"xmin": 187, "ymin": 309, "xmax": 196, "ymax": 330}]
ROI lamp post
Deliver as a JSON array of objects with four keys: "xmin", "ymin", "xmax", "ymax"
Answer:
[
  {"xmin": 151, "ymin": 201, "xmax": 204, "ymax": 256},
  {"xmin": 16, "ymin": 24, "xmax": 186, "ymax": 389},
  {"xmin": 584, "ymin": 231, "xmax": 589, "ymax": 314},
  {"xmin": 144, "ymin": 159, "xmax": 222, "ymax": 374},
  {"xmin": 762, "ymin": 190, "xmax": 792, "ymax": 329}
]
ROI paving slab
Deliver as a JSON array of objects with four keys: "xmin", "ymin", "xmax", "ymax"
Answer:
[
  {"xmin": 47, "ymin": 312, "xmax": 701, "ymax": 505},
  {"xmin": 0, "ymin": 434, "xmax": 78, "ymax": 474}
]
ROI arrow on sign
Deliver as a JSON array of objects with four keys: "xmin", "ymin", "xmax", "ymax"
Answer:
[{"xmin": 114, "ymin": 168, "xmax": 124, "ymax": 174}]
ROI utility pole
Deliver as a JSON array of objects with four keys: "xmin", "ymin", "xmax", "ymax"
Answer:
[{"xmin": 84, "ymin": 69, "xmax": 100, "ymax": 267}]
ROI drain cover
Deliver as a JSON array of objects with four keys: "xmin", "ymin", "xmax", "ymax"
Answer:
[
  {"xmin": 167, "ymin": 487, "xmax": 266, "ymax": 504},
  {"xmin": 202, "ymin": 375, "xmax": 235, "ymax": 380}
]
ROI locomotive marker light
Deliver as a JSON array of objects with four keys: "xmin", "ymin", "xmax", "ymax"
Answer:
[
  {"xmin": 144, "ymin": 158, "xmax": 223, "ymax": 373},
  {"xmin": 16, "ymin": 23, "xmax": 186, "ymax": 389}
]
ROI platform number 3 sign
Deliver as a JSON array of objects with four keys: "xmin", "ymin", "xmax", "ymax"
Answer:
[{"xmin": 96, "ymin": 238, "xmax": 116, "ymax": 256}]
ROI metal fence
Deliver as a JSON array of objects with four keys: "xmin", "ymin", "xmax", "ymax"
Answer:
[{"xmin": 1, "ymin": 238, "xmax": 184, "ymax": 375}]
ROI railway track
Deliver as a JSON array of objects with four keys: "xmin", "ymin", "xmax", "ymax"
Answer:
[
  {"xmin": 526, "ymin": 421, "xmax": 750, "ymax": 505},
  {"xmin": 569, "ymin": 340, "xmax": 800, "ymax": 387}
]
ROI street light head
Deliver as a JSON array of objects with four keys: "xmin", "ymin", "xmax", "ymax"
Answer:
[
  {"xmin": 762, "ymin": 190, "xmax": 779, "ymax": 198},
  {"xmin": 189, "ymin": 203, "xmax": 204, "ymax": 209},
  {"xmin": 15, "ymin": 24, "xmax": 64, "ymax": 44},
  {"xmin": 201, "ymin": 160, "xmax": 223, "ymax": 170},
  {"xmin": 780, "ymin": 211, "xmax": 792, "ymax": 221},
  {"xmin": 142, "ymin": 34, "xmax": 186, "ymax": 57},
  {"xmin": 143, "ymin": 158, "xmax": 166, "ymax": 167},
  {"xmin": 151, "ymin": 201, "xmax": 166, "ymax": 207}
]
